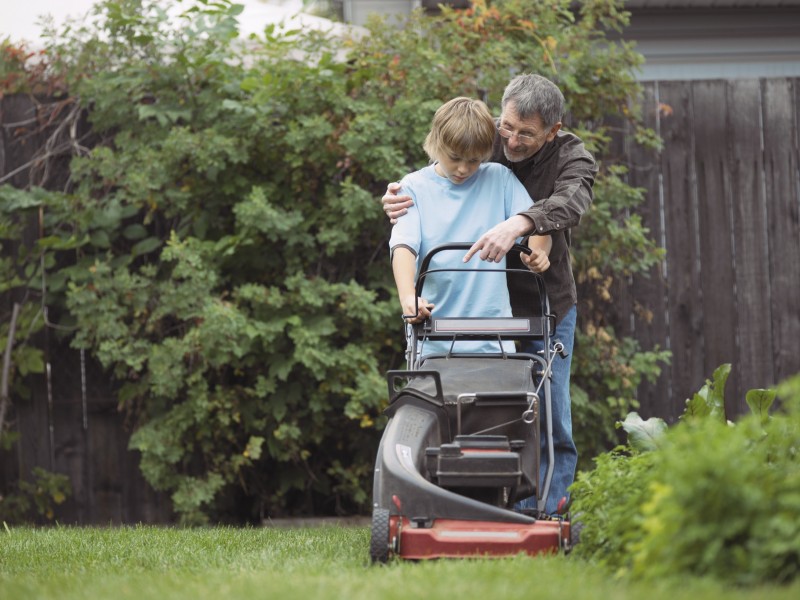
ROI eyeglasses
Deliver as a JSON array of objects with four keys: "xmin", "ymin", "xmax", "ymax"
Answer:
[{"xmin": 497, "ymin": 126, "xmax": 536, "ymax": 145}]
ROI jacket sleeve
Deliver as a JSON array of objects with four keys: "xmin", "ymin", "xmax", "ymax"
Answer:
[{"xmin": 519, "ymin": 136, "xmax": 597, "ymax": 235}]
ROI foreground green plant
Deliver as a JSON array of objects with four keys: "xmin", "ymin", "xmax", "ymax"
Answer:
[{"xmin": 571, "ymin": 368, "xmax": 800, "ymax": 585}]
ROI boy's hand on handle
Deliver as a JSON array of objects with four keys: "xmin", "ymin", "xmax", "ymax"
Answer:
[
  {"xmin": 401, "ymin": 294, "xmax": 434, "ymax": 324},
  {"xmin": 462, "ymin": 215, "xmax": 533, "ymax": 263},
  {"xmin": 382, "ymin": 182, "xmax": 414, "ymax": 224},
  {"xmin": 521, "ymin": 247, "xmax": 550, "ymax": 273}
]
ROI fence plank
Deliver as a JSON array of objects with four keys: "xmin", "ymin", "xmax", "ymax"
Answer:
[
  {"xmin": 727, "ymin": 79, "xmax": 774, "ymax": 414},
  {"xmin": 655, "ymin": 81, "xmax": 706, "ymax": 419},
  {"xmin": 625, "ymin": 82, "xmax": 671, "ymax": 419},
  {"xmin": 762, "ymin": 78, "xmax": 800, "ymax": 388},
  {"xmin": 689, "ymin": 80, "xmax": 741, "ymax": 409}
]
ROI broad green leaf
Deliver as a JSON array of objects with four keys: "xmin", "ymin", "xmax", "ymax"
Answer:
[
  {"xmin": 43, "ymin": 269, "xmax": 68, "ymax": 293},
  {"xmin": 707, "ymin": 363, "xmax": 730, "ymax": 417},
  {"xmin": 683, "ymin": 363, "xmax": 730, "ymax": 423},
  {"xmin": 119, "ymin": 204, "xmax": 140, "ymax": 219},
  {"xmin": 122, "ymin": 224, "xmax": 148, "ymax": 240},
  {"xmin": 745, "ymin": 388, "xmax": 776, "ymax": 425},
  {"xmin": 15, "ymin": 345, "xmax": 45, "ymax": 376},
  {"xmin": 0, "ymin": 185, "xmax": 47, "ymax": 211},
  {"xmin": 94, "ymin": 203, "xmax": 123, "ymax": 229},
  {"xmin": 36, "ymin": 234, "xmax": 89, "ymax": 250},
  {"xmin": 90, "ymin": 229, "xmax": 111, "ymax": 248},
  {"xmin": 131, "ymin": 237, "xmax": 161, "ymax": 256},
  {"xmin": 239, "ymin": 78, "xmax": 259, "ymax": 92},
  {"xmin": 619, "ymin": 411, "xmax": 667, "ymax": 452}
]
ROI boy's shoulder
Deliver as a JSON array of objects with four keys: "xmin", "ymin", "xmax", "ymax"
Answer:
[
  {"xmin": 401, "ymin": 164, "xmax": 436, "ymax": 185},
  {"xmin": 399, "ymin": 165, "xmax": 443, "ymax": 198}
]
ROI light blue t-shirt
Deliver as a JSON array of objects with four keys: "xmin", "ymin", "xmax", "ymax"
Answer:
[{"xmin": 389, "ymin": 162, "xmax": 534, "ymax": 356}]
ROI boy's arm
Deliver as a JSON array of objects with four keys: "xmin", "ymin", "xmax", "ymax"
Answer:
[
  {"xmin": 521, "ymin": 234, "xmax": 552, "ymax": 273},
  {"xmin": 392, "ymin": 247, "xmax": 434, "ymax": 323}
]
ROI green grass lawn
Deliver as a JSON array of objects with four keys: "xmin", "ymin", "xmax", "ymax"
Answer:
[{"xmin": 1, "ymin": 524, "xmax": 798, "ymax": 600}]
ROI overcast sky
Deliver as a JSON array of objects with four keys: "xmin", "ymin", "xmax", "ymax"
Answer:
[{"xmin": 1, "ymin": 0, "xmax": 308, "ymax": 46}]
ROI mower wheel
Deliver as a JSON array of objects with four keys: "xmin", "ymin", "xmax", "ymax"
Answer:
[
  {"xmin": 567, "ymin": 518, "xmax": 583, "ymax": 553},
  {"xmin": 369, "ymin": 508, "xmax": 391, "ymax": 564}
]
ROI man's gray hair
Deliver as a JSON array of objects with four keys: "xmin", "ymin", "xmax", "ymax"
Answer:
[{"xmin": 501, "ymin": 74, "xmax": 565, "ymax": 128}]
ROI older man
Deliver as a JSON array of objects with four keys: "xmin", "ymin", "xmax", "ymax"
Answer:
[{"xmin": 382, "ymin": 74, "xmax": 597, "ymax": 515}]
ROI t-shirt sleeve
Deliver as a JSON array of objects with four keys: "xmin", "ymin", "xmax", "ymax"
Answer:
[{"xmin": 388, "ymin": 177, "xmax": 422, "ymax": 259}]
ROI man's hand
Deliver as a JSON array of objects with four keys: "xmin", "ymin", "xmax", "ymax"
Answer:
[
  {"xmin": 521, "ymin": 247, "xmax": 550, "ymax": 273},
  {"xmin": 463, "ymin": 215, "xmax": 534, "ymax": 263},
  {"xmin": 382, "ymin": 182, "xmax": 413, "ymax": 224}
]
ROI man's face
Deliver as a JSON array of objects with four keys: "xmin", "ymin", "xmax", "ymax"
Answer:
[{"xmin": 498, "ymin": 101, "xmax": 561, "ymax": 163}]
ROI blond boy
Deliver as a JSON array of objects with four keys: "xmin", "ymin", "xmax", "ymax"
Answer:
[{"xmin": 389, "ymin": 97, "xmax": 551, "ymax": 356}]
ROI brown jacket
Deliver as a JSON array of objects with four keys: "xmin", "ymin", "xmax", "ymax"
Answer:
[{"xmin": 491, "ymin": 129, "xmax": 597, "ymax": 323}]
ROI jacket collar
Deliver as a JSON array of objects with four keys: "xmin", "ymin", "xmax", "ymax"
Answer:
[{"xmin": 505, "ymin": 134, "xmax": 558, "ymax": 176}]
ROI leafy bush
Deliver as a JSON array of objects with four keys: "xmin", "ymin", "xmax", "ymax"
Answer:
[
  {"xmin": 571, "ymin": 368, "xmax": 800, "ymax": 585},
  {"xmin": 1, "ymin": 0, "xmax": 665, "ymax": 522},
  {"xmin": 632, "ymin": 407, "xmax": 800, "ymax": 585},
  {"xmin": 568, "ymin": 447, "xmax": 656, "ymax": 575},
  {"xmin": 0, "ymin": 466, "xmax": 71, "ymax": 522}
]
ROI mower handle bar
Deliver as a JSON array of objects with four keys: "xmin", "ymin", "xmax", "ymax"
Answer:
[{"xmin": 409, "ymin": 242, "xmax": 550, "ymax": 323}]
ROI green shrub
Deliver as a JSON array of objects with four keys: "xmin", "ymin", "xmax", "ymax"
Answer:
[
  {"xmin": 632, "ymin": 412, "xmax": 800, "ymax": 584},
  {"xmin": 0, "ymin": 467, "xmax": 71, "ymax": 523},
  {"xmin": 571, "ymin": 370, "xmax": 800, "ymax": 585},
  {"xmin": 569, "ymin": 448, "xmax": 655, "ymax": 574}
]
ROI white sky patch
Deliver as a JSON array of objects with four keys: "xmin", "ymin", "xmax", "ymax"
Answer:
[{"xmin": 1, "ymin": 0, "xmax": 309, "ymax": 47}]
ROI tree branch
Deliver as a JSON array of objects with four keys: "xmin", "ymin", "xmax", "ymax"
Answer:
[{"xmin": 0, "ymin": 302, "xmax": 21, "ymax": 438}]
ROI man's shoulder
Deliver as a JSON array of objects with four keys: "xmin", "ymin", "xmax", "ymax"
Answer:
[
  {"xmin": 554, "ymin": 130, "xmax": 593, "ymax": 159},
  {"xmin": 556, "ymin": 129, "xmax": 583, "ymax": 142}
]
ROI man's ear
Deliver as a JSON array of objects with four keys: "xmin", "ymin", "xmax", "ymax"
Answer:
[{"xmin": 546, "ymin": 122, "xmax": 562, "ymax": 143}]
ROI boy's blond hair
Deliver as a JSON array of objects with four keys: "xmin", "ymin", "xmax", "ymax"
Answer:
[{"xmin": 423, "ymin": 97, "xmax": 496, "ymax": 162}]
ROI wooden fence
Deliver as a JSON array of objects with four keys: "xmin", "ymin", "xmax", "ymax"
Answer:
[
  {"xmin": 1, "ymin": 78, "xmax": 799, "ymax": 522},
  {"xmin": 618, "ymin": 78, "xmax": 800, "ymax": 422}
]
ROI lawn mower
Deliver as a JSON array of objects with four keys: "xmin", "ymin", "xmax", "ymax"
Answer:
[{"xmin": 369, "ymin": 242, "xmax": 573, "ymax": 563}]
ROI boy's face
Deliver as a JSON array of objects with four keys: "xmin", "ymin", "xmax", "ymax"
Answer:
[{"xmin": 435, "ymin": 150, "xmax": 483, "ymax": 185}]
